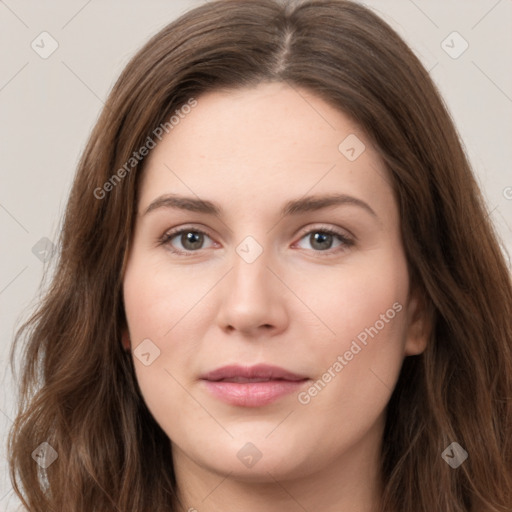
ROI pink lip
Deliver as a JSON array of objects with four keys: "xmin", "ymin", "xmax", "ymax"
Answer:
[{"xmin": 200, "ymin": 364, "xmax": 309, "ymax": 407}]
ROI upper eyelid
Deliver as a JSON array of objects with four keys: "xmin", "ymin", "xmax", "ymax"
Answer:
[
  {"xmin": 296, "ymin": 224, "xmax": 353, "ymax": 239},
  {"xmin": 163, "ymin": 223, "xmax": 351, "ymax": 236},
  {"xmin": 164, "ymin": 224, "xmax": 215, "ymax": 240}
]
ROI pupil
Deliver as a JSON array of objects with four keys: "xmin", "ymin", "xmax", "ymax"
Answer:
[
  {"xmin": 311, "ymin": 232, "xmax": 332, "ymax": 250},
  {"xmin": 183, "ymin": 232, "xmax": 203, "ymax": 250}
]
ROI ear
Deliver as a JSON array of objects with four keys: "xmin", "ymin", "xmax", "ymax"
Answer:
[
  {"xmin": 404, "ymin": 287, "xmax": 431, "ymax": 356},
  {"xmin": 121, "ymin": 328, "xmax": 131, "ymax": 352}
]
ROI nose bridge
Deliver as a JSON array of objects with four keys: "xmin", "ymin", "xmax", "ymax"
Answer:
[{"xmin": 229, "ymin": 236, "xmax": 274, "ymax": 302}]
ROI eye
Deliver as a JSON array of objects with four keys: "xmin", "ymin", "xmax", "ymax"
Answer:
[
  {"xmin": 159, "ymin": 227, "xmax": 216, "ymax": 255},
  {"xmin": 294, "ymin": 226, "xmax": 354, "ymax": 254},
  {"xmin": 159, "ymin": 225, "xmax": 354, "ymax": 257}
]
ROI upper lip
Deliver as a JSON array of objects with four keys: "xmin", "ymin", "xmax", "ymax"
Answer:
[{"xmin": 200, "ymin": 364, "xmax": 308, "ymax": 382}]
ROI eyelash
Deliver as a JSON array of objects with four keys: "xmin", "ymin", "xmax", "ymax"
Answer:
[{"xmin": 158, "ymin": 224, "xmax": 354, "ymax": 257}]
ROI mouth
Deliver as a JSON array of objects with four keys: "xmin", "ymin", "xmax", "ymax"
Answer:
[{"xmin": 200, "ymin": 364, "xmax": 310, "ymax": 407}]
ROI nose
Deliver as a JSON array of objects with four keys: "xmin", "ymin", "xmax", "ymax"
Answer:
[{"xmin": 215, "ymin": 246, "xmax": 289, "ymax": 338}]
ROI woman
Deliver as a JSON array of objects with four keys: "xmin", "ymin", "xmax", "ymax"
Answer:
[{"xmin": 9, "ymin": 0, "xmax": 512, "ymax": 511}]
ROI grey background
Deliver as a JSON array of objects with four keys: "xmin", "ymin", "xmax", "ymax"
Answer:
[{"xmin": 1, "ymin": 0, "xmax": 511, "ymax": 509}]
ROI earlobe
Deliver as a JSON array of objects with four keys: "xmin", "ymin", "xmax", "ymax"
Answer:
[{"xmin": 404, "ymin": 291, "xmax": 431, "ymax": 356}]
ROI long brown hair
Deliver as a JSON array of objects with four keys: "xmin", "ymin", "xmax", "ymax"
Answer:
[{"xmin": 9, "ymin": 1, "xmax": 512, "ymax": 510}]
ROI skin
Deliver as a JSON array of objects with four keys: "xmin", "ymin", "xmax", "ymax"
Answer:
[{"xmin": 122, "ymin": 81, "xmax": 428, "ymax": 512}]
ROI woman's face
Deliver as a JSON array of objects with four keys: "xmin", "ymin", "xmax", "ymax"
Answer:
[{"xmin": 122, "ymin": 82, "xmax": 427, "ymax": 483}]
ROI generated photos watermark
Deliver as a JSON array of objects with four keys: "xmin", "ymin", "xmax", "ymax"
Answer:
[
  {"xmin": 298, "ymin": 301, "xmax": 403, "ymax": 405},
  {"xmin": 93, "ymin": 97, "xmax": 198, "ymax": 199}
]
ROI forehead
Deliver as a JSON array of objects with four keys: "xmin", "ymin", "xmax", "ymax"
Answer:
[{"xmin": 139, "ymin": 82, "xmax": 394, "ymax": 219}]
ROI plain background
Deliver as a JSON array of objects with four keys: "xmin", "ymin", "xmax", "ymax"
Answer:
[{"xmin": 1, "ymin": 0, "xmax": 511, "ymax": 509}]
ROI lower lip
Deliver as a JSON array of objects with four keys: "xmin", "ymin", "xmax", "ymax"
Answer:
[{"xmin": 201, "ymin": 379, "xmax": 309, "ymax": 407}]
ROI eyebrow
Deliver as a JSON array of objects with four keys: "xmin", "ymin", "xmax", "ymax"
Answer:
[{"xmin": 143, "ymin": 193, "xmax": 378, "ymax": 219}]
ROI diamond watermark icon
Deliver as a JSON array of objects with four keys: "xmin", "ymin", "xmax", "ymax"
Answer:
[
  {"xmin": 237, "ymin": 442, "xmax": 263, "ymax": 468},
  {"xmin": 236, "ymin": 236, "xmax": 263, "ymax": 264},
  {"xmin": 441, "ymin": 442, "xmax": 468, "ymax": 468},
  {"xmin": 133, "ymin": 338, "xmax": 161, "ymax": 366},
  {"xmin": 338, "ymin": 134, "xmax": 366, "ymax": 161},
  {"xmin": 441, "ymin": 31, "xmax": 469, "ymax": 60},
  {"xmin": 31, "ymin": 442, "xmax": 58, "ymax": 469},
  {"xmin": 32, "ymin": 237, "xmax": 55, "ymax": 262},
  {"xmin": 31, "ymin": 31, "xmax": 59, "ymax": 59}
]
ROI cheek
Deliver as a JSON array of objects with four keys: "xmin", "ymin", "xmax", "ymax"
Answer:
[
  {"xmin": 123, "ymin": 250, "xmax": 214, "ymax": 342},
  {"xmin": 293, "ymin": 246, "xmax": 409, "ymax": 351},
  {"xmin": 294, "ymin": 251, "xmax": 409, "ymax": 433},
  {"xmin": 123, "ymin": 267, "xmax": 203, "ymax": 440},
  {"xmin": 122, "ymin": 251, "xmax": 223, "ymax": 430}
]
